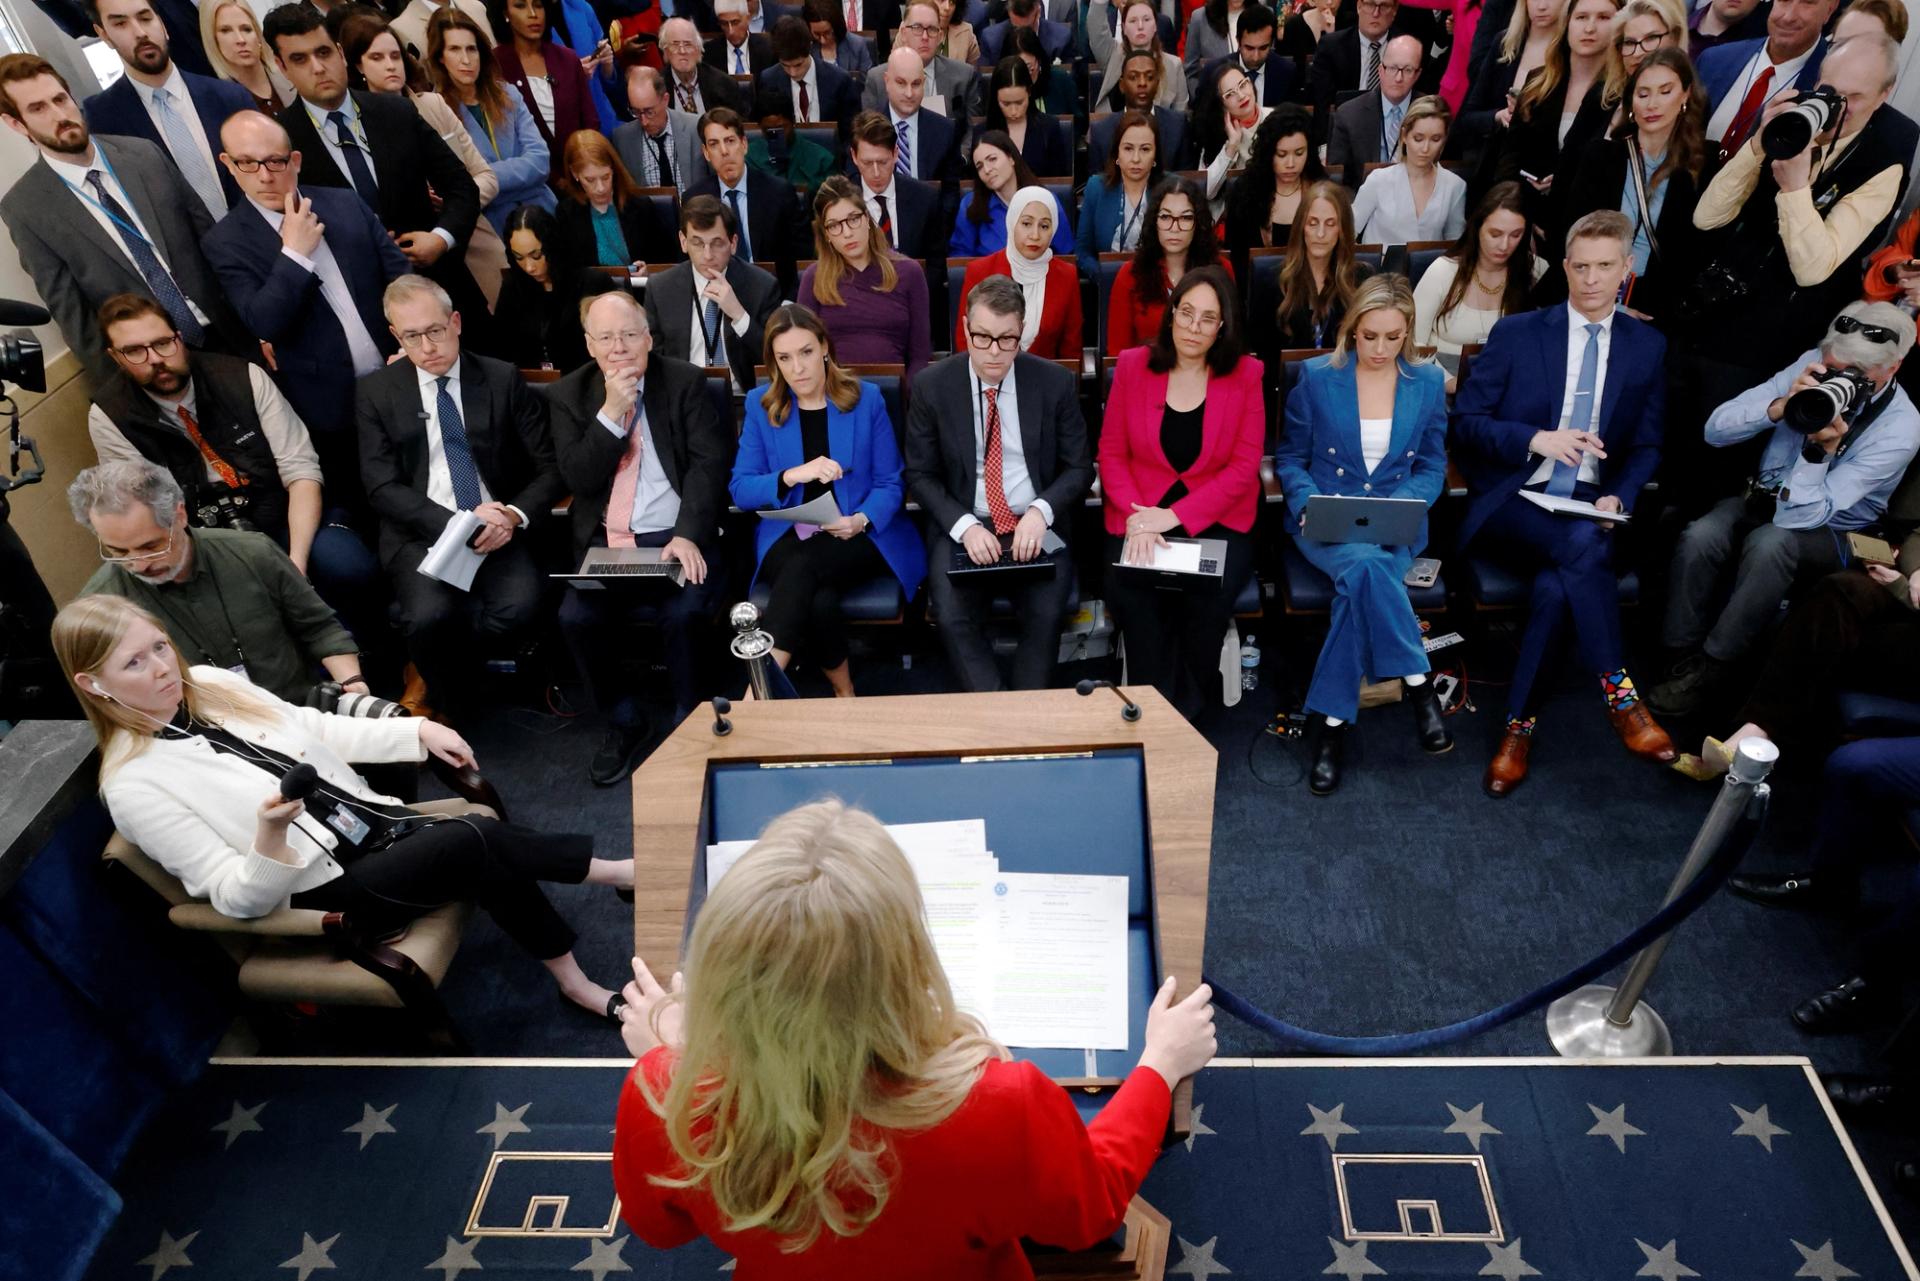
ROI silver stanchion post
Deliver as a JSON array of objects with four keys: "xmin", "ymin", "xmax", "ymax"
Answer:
[
  {"xmin": 729, "ymin": 602, "xmax": 776, "ymax": 702},
  {"xmin": 1545, "ymin": 736, "xmax": 1779, "ymax": 1057}
]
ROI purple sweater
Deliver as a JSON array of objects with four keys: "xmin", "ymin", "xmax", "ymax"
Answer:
[{"xmin": 797, "ymin": 254, "xmax": 932, "ymax": 386}]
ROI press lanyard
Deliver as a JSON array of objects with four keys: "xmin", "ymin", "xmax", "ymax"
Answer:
[
  {"xmin": 57, "ymin": 151, "xmax": 148, "ymax": 245},
  {"xmin": 468, "ymin": 102, "xmax": 499, "ymax": 157},
  {"xmin": 155, "ymin": 538, "xmax": 249, "ymax": 675},
  {"xmin": 1115, "ymin": 194, "xmax": 1145, "ymax": 251}
]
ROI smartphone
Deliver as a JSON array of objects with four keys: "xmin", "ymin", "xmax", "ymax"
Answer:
[
  {"xmin": 1518, "ymin": 169, "xmax": 1542, "ymax": 183},
  {"xmin": 1404, "ymin": 557, "xmax": 1442, "ymax": 589},
  {"xmin": 1847, "ymin": 532, "xmax": 1898, "ymax": 567}
]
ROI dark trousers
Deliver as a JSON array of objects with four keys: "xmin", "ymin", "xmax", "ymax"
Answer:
[
  {"xmin": 1665, "ymin": 496, "xmax": 1849, "ymax": 662},
  {"xmin": 1740, "ymin": 570, "xmax": 1920, "ymax": 747},
  {"xmin": 557, "ymin": 531, "xmax": 727, "ymax": 722},
  {"xmin": 291, "ymin": 814, "xmax": 591, "ymax": 960},
  {"xmin": 1473, "ymin": 485, "xmax": 1626, "ymax": 718},
  {"xmin": 390, "ymin": 536, "xmax": 546, "ymax": 711},
  {"xmin": 1102, "ymin": 527, "xmax": 1254, "ymax": 709},
  {"xmin": 1798, "ymin": 738, "xmax": 1920, "ymax": 983},
  {"xmin": 757, "ymin": 530, "xmax": 888, "ymax": 669},
  {"xmin": 925, "ymin": 537, "xmax": 1074, "ymax": 692}
]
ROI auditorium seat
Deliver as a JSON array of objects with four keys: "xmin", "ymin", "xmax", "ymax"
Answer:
[
  {"xmin": 635, "ymin": 188, "xmax": 678, "ymax": 238},
  {"xmin": 1835, "ymin": 690, "xmax": 1920, "ymax": 739},
  {"xmin": 1460, "ymin": 555, "xmax": 1640, "ymax": 608},
  {"xmin": 749, "ymin": 575, "xmax": 906, "ymax": 623},
  {"xmin": 948, "ymin": 257, "xmax": 974, "ymax": 346},
  {"xmin": 703, "ymin": 367, "xmax": 736, "ymax": 431},
  {"xmin": 1095, "ymin": 251, "xmax": 1129, "ymax": 357},
  {"xmin": 1404, "ymin": 240, "xmax": 1451, "ymax": 286}
]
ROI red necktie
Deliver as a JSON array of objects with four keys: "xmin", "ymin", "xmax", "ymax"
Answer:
[
  {"xmin": 798, "ymin": 80, "xmax": 811, "ymax": 121},
  {"xmin": 845, "ymin": 0, "xmax": 858, "ymax": 27},
  {"xmin": 1718, "ymin": 65, "xmax": 1774, "ymax": 162},
  {"xmin": 177, "ymin": 405, "xmax": 245, "ymax": 489},
  {"xmin": 604, "ymin": 405, "xmax": 643, "ymax": 548},
  {"xmin": 982, "ymin": 387, "xmax": 1016, "ymax": 535}
]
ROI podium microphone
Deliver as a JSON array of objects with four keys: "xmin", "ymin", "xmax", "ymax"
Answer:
[
  {"xmin": 1075, "ymin": 678, "xmax": 1141, "ymax": 722},
  {"xmin": 711, "ymin": 695, "xmax": 733, "ymax": 736}
]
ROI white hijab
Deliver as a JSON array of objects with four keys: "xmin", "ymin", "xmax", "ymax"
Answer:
[{"xmin": 1002, "ymin": 185, "xmax": 1057, "ymax": 350}]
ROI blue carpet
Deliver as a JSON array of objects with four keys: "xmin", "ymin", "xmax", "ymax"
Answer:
[{"xmin": 82, "ymin": 1057, "xmax": 1914, "ymax": 1279}]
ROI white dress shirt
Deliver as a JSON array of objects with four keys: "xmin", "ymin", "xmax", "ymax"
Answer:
[
  {"xmin": 86, "ymin": 367, "xmax": 324, "ymax": 488},
  {"xmin": 414, "ymin": 358, "xmax": 514, "ymax": 515},
  {"xmin": 789, "ymin": 61, "xmax": 821, "ymax": 121},
  {"xmin": 951, "ymin": 363, "xmax": 1054, "ymax": 539},
  {"xmin": 863, "ymin": 174, "xmax": 900, "ymax": 248},
  {"xmin": 1359, "ymin": 416, "xmax": 1392, "ymax": 472},
  {"xmin": 688, "ymin": 281, "xmax": 753, "ymax": 388},
  {"xmin": 1705, "ymin": 42, "xmax": 1814, "ymax": 142},
  {"xmin": 1526, "ymin": 303, "xmax": 1615, "ymax": 486},
  {"xmin": 131, "ymin": 64, "xmax": 224, "ymax": 216},
  {"xmin": 249, "ymin": 196, "xmax": 386, "ymax": 376},
  {"xmin": 45, "ymin": 149, "xmax": 212, "ymax": 325},
  {"xmin": 596, "ymin": 383, "xmax": 682, "ymax": 535}
]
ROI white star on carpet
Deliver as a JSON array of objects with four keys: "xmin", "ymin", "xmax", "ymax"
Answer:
[
  {"xmin": 1586, "ymin": 1103, "xmax": 1645, "ymax": 1153},
  {"xmin": 477, "ymin": 1102, "xmax": 532, "ymax": 1149},
  {"xmin": 1792, "ymin": 1239, "xmax": 1860, "ymax": 1280},
  {"xmin": 1183, "ymin": 1104, "xmax": 1218, "ymax": 1153},
  {"xmin": 1731, "ymin": 1103, "xmax": 1789, "ymax": 1152},
  {"xmin": 1323, "ymin": 1237, "xmax": 1386, "ymax": 1279},
  {"xmin": 278, "ymin": 1232, "xmax": 339, "ymax": 1281},
  {"xmin": 425, "ymin": 1236, "xmax": 482, "ymax": 1279},
  {"xmin": 344, "ymin": 1103, "xmax": 397, "ymax": 1151},
  {"xmin": 1445, "ymin": 1102, "xmax": 1502, "ymax": 1152},
  {"xmin": 136, "ymin": 1228, "xmax": 198, "ymax": 1279},
  {"xmin": 573, "ymin": 1234, "xmax": 632, "ymax": 1281},
  {"xmin": 1480, "ymin": 1238, "xmax": 1540, "ymax": 1279},
  {"xmin": 1302, "ymin": 1103, "xmax": 1359, "ymax": 1151},
  {"xmin": 211, "ymin": 1101, "xmax": 266, "ymax": 1149},
  {"xmin": 1634, "ymin": 1238, "xmax": 1699, "ymax": 1280},
  {"xmin": 1168, "ymin": 1234, "xmax": 1231, "ymax": 1278}
]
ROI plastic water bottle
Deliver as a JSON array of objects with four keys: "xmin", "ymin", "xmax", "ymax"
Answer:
[{"xmin": 1240, "ymin": 634, "xmax": 1261, "ymax": 691}]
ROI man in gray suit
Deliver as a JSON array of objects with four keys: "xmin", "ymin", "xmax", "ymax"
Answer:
[
  {"xmin": 613, "ymin": 64, "xmax": 710, "ymax": 194},
  {"xmin": 642, "ymin": 195, "xmax": 779, "ymax": 394},
  {"xmin": 0, "ymin": 53, "xmax": 245, "ymax": 386},
  {"xmin": 862, "ymin": 0, "xmax": 978, "ymax": 118},
  {"xmin": 1326, "ymin": 34, "xmax": 1422, "ymax": 187}
]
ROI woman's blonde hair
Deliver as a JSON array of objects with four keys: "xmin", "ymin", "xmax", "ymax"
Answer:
[
  {"xmin": 1602, "ymin": 0, "xmax": 1684, "ymax": 104},
  {"xmin": 1329, "ymin": 272, "xmax": 1426, "ymax": 367},
  {"xmin": 200, "ymin": 0, "xmax": 271, "ymax": 87},
  {"xmin": 51, "ymin": 595, "xmax": 278, "ymax": 785},
  {"xmin": 1517, "ymin": 0, "xmax": 1622, "ymax": 119},
  {"xmin": 758, "ymin": 304, "xmax": 863, "ymax": 425},
  {"xmin": 1394, "ymin": 95, "xmax": 1450, "ymax": 160},
  {"xmin": 1500, "ymin": 0, "xmax": 1565, "ymax": 63},
  {"xmin": 641, "ymin": 800, "xmax": 1007, "ymax": 1250},
  {"xmin": 808, "ymin": 175, "xmax": 897, "ymax": 307}
]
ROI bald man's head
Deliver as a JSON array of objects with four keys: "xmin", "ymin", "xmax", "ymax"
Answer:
[
  {"xmin": 1380, "ymin": 34, "xmax": 1423, "ymax": 103},
  {"xmin": 884, "ymin": 46, "xmax": 925, "ymax": 116},
  {"xmin": 217, "ymin": 108, "xmax": 300, "ymax": 206}
]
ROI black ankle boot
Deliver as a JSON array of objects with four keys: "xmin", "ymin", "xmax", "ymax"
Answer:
[
  {"xmin": 1408, "ymin": 680, "xmax": 1452, "ymax": 754},
  {"xmin": 1308, "ymin": 718, "xmax": 1345, "ymax": 796}
]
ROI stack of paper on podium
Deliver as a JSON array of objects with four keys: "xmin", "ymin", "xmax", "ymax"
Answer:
[{"xmin": 706, "ymin": 820, "xmax": 1130, "ymax": 1050}]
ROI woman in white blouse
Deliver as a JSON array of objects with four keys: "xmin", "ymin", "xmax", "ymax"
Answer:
[
  {"xmin": 1411, "ymin": 180, "xmax": 1545, "ymax": 388},
  {"xmin": 1351, "ymin": 96, "xmax": 1468, "ymax": 245}
]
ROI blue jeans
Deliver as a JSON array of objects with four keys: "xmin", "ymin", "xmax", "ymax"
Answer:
[{"xmin": 1291, "ymin": 537, "xmax": 1428, "ymax": 722}]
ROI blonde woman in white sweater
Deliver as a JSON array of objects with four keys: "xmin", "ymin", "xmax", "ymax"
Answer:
[{"xmin": 55, "ymin": 595, "xmax": 634, "ymax": 1021}]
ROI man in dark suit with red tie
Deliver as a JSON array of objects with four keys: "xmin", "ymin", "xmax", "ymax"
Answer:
[{"xmin": 848, "ymin": 110, "xmax": 943, "ymax": 263}]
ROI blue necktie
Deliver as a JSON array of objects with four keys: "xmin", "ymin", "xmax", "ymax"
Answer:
[
  {"xmin": 435, "ymin": 375, "xmax": 484, "ymax": 510},
  {"xmin": 152, "ymin": 87, "xmax": 224, "ymax": 215},
  {"xmin": 733, "ymin": 45, "xmax": 745, "ymax": 72},
  {"xmin": 327, "ymin": 109, "xmax": 379, "ymax": 200},
  {"xmin": 725, "ymin": 187, "xmax": 752, "ymax": 259},
  {"xmin": 1548, "ymin": 322, "xmax": 1602, "ymax": 497},
  {"xmin": 895, "ymin": 119, "xmax": 912, "ymax": 175},
  {"xmin": 85, "ymin": 171, "xmax": 204, "ymax": 344}
]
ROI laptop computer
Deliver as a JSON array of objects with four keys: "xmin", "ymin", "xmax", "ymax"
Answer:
[
  {"xmin": 947, "ymin": 529, "xmax": 1065, "ymax": 581},
  {"xmin": 1110, "ymin": 536, "xmax": 1229, "ymax": 590},
  {"xmin": 1301, "ymin": 495, "xmax": 1427, "ymax": 546},
  {"xmin": 550, "ymin": 546, "xmax": 688, "ymax": 588}
]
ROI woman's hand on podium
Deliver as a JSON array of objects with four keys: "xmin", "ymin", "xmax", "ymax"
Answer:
[
  {"xmin": 1137, "ymin": 976, "xmax": 1216, "ymax": 1091},
  {"xmin": 619, "ymin": 956, "xmax": 686, "ymax": 1058}
]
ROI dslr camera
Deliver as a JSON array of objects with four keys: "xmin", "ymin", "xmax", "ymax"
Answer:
[
  {"xmin": 192, "ymin": 488, "xmax": 259, "ymax": 534},
  {"xmin": 306, "ymin": 680, "xmax": 409, "ymax": 719},
  {"xmin": 1784, "ymin": 365, "xmax": 1875, "ymax": 461},
  {"xmin": 1762, "ymin": 86, "xmax": 1846, "ymax": 159}
]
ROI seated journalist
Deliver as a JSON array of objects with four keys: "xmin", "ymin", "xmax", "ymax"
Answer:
[
  {"xmin": 53, "ymin": 594, "xmax": 634, "ymax": 1021},
  {"xmin": 612, "ymin": 799, "xmax": 1217, "ymax": 1276}
]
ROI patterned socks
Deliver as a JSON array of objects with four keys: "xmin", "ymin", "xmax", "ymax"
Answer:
[
  {"xmin": 1600, "ymin": 669, "xmax": 1640, "ymax": 712},
  {"xmin": 1505, "ymin": 716, "xmax": 1536, "ymax": 737}
]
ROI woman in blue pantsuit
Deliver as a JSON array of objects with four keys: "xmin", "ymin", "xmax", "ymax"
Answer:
[{"xmin": 1275, "ymin": 273, "xmax": 1450, "ymax": 796}]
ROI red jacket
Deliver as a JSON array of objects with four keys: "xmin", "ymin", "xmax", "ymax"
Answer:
[
  {"xmin": 614, "ymin": 1050, "xmax": 1171, "ymax": 1280},
  {"xmin": 1863, "ymin": 205, "xmax": 1920, "ymax": 303},
  {"xmin": 956, "ymin": 252, "xmax": 1084, "ymax": 361},
  {"xmin": 1098, "ymin": 344, "xmax": 1266, "ymax": 536},
  {"xmin": 1106, "ymin": 258, "xmax": 1237, "ymax": 357}
]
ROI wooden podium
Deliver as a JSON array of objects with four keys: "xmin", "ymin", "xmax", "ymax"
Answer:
[{"xmin": 628, "ymin": 686, "xmax": 1216, "ymax": 1279}]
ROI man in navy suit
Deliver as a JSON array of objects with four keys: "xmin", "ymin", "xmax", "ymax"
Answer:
[
  {"xmin": 977, "ymin": 0, "xmax": 1072, "ymax": 63},
  {"xmin": 1451, "ymin": 210, "xmax": 1676, "ymax": 797},
  {"xmin": 848, "ymin": 109, "xmax": 945, "ymax": 262},
  {"xmin": 758, "ymin": 15, "xmax": 859, "ymax": 126},
  {"xmin": 1197, "ymin": 6, "xmax": 1297, "ymax": 111},
  {"xmin": 687, "ymin": 105, "xmax": 806, "ymax": 294},
  {"xmin": 878, "ymin": 47, "xmax": 962, "ymax": 183},
  {"xmin": 1697, "ymin": 0, "xmax": 1836, "ymax": 156},
  {"xmin": 708, "ymin": 0, "xmax": 774, "ymax": 74},
  {"xmin": 82, "ymin": 0, "xmax": 252, "ymax": 219},
  {"xmin": 202, "ymin": 111, "xmax": 410, "ymax": 504}
]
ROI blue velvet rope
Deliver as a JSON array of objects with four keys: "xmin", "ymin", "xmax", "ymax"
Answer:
[{"xmin": 1204, "ymin": 808, "xmax": 1767, "ymax": 1055}]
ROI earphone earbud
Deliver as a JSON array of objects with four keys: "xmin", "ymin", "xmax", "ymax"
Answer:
[{"xmin": 85, "ymin": 679, "xmax": 114, "ymax": 701}]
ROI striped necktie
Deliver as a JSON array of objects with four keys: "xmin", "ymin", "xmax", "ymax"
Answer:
[
  {"xmin": 152, "ymin": 87, "xmax": 224, "ymax": 215},
  {"xmin": 84, "ymin": 171, "xmax": 205, "ymax": 343}
]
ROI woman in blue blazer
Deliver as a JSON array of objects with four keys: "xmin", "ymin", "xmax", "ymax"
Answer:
[
  {"xmin": 1074, "ymin": 109, "xmax": 1163, "ymax": 274},
  {"xmin": 1276, "ymin": 273, "xmax": 1450, "ymax": 795},
  {"xmin": 729, "ymin": 305, "xmax": 923, "ymax": 696},
  {"xmin": 428, "ymin": 7, "xmax": 555, "ymax": 235}
]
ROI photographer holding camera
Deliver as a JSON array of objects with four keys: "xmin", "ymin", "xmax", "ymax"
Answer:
[{"xmin": 1648, "ymin": 301, "xmax": 1920, "ymax": 716}]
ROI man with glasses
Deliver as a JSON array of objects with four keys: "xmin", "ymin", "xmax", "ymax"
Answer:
[
  {"xmin": 903, "ymin": 275, "xmax": 1091, "ymax": 692},
  {"xmin": 355, "ymin": 276, "xmax": 564, "ymax": 720},
  {"xmin": 1327, "ymin": 32, "xmax": 1422, "ymax": 188},
  {"xmin": 203, "ymin": 111, "xmax": 410, "ymax": 503},
  {"xmin": 861, "ymin": 0, "xmax": 979, "ymax": 119},
  {"xmin": 612, "ymin": 65, "xmax": 712, "ymax": 195},
  {"xmin": 660, "ymin": 17, "xmax": 752, "ymax": 115},
  {"xmin": 642, "ymin": 196, "xmax": 779, "ymax": 393},
  {"xmin": 1196, "ymin": 5, "xmax": 1295, "ymax": 111},
  {"xmin": 1649, "ymin": 302, "xmax": 1920, "ymax": 716},
  {"xmin": 73, "ymin": 459, "xmax": 369, "ymax": 704},
  {"xmin": 1308, "ymin": 0, "xmax": 1404, "ymax": 144},
  {"xmin": 550, "ymin": 291, "xmax": 733, "ymax": 784}
]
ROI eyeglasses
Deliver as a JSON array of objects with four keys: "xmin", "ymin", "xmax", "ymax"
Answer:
[
  {"xmin": 1380, "ymin": 61, "xmax": 1420, "ymax": 75},
  {"xmin": 98, "ymin": 530, "xmax": 174, "ymax": 564},
  {"xmin": 968, "ymin": 328, "xmax": 1022, "ymax": 351},
  {"xmin": 662, "ymin": 38, "xmax": 700, "ymax": 51},
  {"xmin": 823, "ymin": 210, "xmax": 869, "ymax": 236},
  {"xmin": 1173, "ymin": 305, "xmax": 1222, "ymax": 332},
  {"xmin": 900, "ymin": 21, "xmax": 937, "ymax": 34},
  {"xmin": 226, "ymin": 153, "xmax": 292, "ymax": 172},
  {"xmin": 111, "ymin": 335, "xmax": 181, "ymax": 363},
  {"xmin": 588, "ymin": 327, "xmax": 647, "ymax": 346},
  {"xmin": 1834, "ymin": 314, "xmax": 1899, "ymax": 344},
  {"xmin": 1617, "ymin": 29, "xmax": 1669, "ymax": 53},
  {"xmin": 1157, "ymin": 210, "xmax": 1196, "ymax": 228},
  {"xmin": 395, "ymin": 324, "xmax": 451, "ymax": 348}
]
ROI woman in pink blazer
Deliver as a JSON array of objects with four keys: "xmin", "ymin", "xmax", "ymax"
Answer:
[{"xmin": 1098, "ymin": 264, "xmax": 1264, "ymax": 712}]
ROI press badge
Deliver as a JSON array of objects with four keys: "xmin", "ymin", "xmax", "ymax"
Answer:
[{"xmin": 323, "ymin": 804, "xmax": 371, "ymax": 846}]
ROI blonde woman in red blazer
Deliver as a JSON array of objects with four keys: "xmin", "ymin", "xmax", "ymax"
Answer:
[
  {"xmin": 1098, "ymin": 264, "xmax": 1264, "ymax": 712},
  {"xmin": 954, "ymin": 186, "xmax": 1084, "ymax": 360}
]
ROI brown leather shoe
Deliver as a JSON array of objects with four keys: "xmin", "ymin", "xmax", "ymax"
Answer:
[
  {"xmin": 398, "ymin": 663, "xmax": 434, "ymax": 721},
  {"xmin": 1608, "ymin": 702, "xmax": 1676, "ymax": 762},
  {"xmin": 1483, "ymin": 731, "xmax": 1531, "ymax": 798}
]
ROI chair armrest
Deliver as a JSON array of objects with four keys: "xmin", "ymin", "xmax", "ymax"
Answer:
[
  {"xmin": 168, "ymin": 903, "xmax": 332, "ymax": 936},
  {"xmin": 1260, "ymin": 457, "xmax": 1282, "ymax": 502},
  {"xmin": 1446, "ymin": 459, "xmax": 1468, "ymax": 499},
  {"xmin": 425, "ymin": 756, "xmax": 510, "ymax": 822}
]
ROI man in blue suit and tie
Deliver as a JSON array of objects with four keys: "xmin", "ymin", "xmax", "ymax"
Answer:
[
  {"xmin": 977, "ymin": 0, "xmax": 1072, "ymax": 63},
  {"xmin": 1451, "ymin": 210, "xmax": 1676, "ymax": 798},
  {"xmin": 202, "ymin": 111, "xmax": 411, "ymax": 505},
  {"xmin": 758, "ymin": 15, "xmax": 860, "ymax": 128},
  {"xmin": 82, "ymin": 0, "xmax": 252, "ymax": 220},
  {"xmin": 1696, "ymin": 0, "xmax": 1835, "ymax": 158}
]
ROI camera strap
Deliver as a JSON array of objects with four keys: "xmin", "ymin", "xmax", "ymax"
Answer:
[{"xmin": 1832, "ymin": 380, "xmax": 1896, "ymax": 464}]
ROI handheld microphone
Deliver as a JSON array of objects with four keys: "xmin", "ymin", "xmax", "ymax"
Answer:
[
  {"xmin": 278, "ymin": 762, "xmax": 320, "ymax": 802},
  {"xmin": 1075, "ymin": 678, "xmax": 1142, "ymax": 722},
  {"xmin": 0, "ymin": 299, "xmax": 51, "ymax": 327}
]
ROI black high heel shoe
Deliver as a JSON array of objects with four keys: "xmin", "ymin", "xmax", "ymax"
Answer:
[
  {"xmin": 1308, "ymin": 717, "xmax": 1345, "ymax": 796},
  {"xmin": 1408, "ymin": 680, "xmax": 1452, "ymax": 754}
]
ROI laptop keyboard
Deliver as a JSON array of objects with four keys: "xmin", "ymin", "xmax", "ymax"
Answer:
[
  {"xmin": 1197, "ymin": 557, "xmax": 1221, "ymax": 575},
  {"xmin": 590, "ymin": 562, "xmax": 680, "ymax": 576}
]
